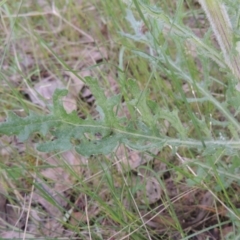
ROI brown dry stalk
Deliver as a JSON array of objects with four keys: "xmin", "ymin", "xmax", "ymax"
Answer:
[{"xmin": 198, "ymin": 0, "xmax": 240, "ymax": 82}]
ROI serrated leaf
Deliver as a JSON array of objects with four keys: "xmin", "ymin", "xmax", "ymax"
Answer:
[
  {"xmin": 0, "ymin": 80, "xmax": 237, "ymax": 157},
  {"xmin": 0, "ymin": 89, "xmax": 114, "ymax": 156},
  {"xmin": 127, "ymin": 79, "xmax": 155, "ymax": 127},
  {"xmin": 158, "ymin": 108, "xmax": 188, "ymax": 138},
  {"xmin": 85, "ymin": 77, "xmax": 120, "ymax": 126},
  {"xmin": 1, "ymin": 82, "xmax": 151, "ymax": 156},
  {"xmin": 76, "ymin": 134, "xmax": 121, "ymax": 156},
  {"xmin": 1, "ymin": 111, "xmax": 56, "ymax": 141}
]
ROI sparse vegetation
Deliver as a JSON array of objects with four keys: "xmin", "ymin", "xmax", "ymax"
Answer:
[{"xmin": 0, "ymin": 0, "xmax": 240, "ymax": 239}]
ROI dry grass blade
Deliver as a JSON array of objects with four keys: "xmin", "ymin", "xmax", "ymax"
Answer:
[{"xmin": 198, "ymin": 0, "xmax": 240, "ymax": 81}]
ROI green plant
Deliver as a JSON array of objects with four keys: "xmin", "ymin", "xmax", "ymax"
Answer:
[
  {"xmin": 1, "ymin": 1, "xmax": 240, "ymax": 158},
  {"xmin": 1, "ymin": 0, "xmax": 240, "ymax": 239}
]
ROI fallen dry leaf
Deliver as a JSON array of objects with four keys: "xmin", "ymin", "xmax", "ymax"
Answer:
[
  {"xmin": 144, "ymin": 177, "xmax": 162, "ymax": 204},
  {"xmin": 115, "ymin": 145, "xmax": 158, "ymax": 172},
  {"xmin": 0, "ymin": 184, "xmax": 7, "ymax": 225},
  {"xmin": 26, "ymin": 78, "xmax": 65, "ymax": 107},
  {"xmin": 62, "ymin": 96, "xmax": 77, "ymax": 113}
]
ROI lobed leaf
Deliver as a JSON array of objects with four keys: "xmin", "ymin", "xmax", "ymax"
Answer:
[{"xmin": 1, "ymin": 77, "xmax": 238, "ymax": 157}]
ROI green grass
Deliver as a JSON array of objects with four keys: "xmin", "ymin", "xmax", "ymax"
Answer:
[{"xmin": 0, "ymin": 0, "xmax": 240, "ymax": 239}]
